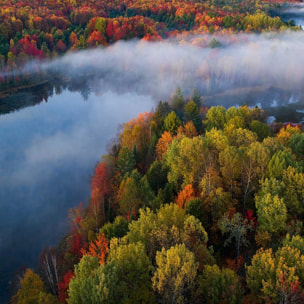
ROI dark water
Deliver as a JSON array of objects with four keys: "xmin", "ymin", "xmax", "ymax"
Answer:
[
  {"xmin": 0, "ymin": 88, "xmax": 154, "ymax": 302},
  {"xmin": 278, "ymin": 3, "xmax": 304, "ymax": 28}
]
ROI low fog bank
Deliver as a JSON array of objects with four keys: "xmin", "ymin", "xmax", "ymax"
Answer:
[
  {"xmin": 46, "ymin": 32, "xmax": 304, "ymax": 107},
  {"xmin": 3, "ymin": 32, "xmax": 304, "ymax": 110}
]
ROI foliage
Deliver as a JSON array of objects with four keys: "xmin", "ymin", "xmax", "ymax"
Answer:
[
  {"xmin": 200, "ymin": 264, "xmax": 243, "ymax": 304},
  {"xmin": 12, "ymin": 269, "xmax": 57, "ymax": 304},
  {"xmin": 152, "ymin": 244, "xmax": 198, "ymax": 304}
]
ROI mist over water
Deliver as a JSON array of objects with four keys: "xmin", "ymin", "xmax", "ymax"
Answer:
[
  {"xmin": 3, "ymin": 31, "xmax": 304, "ymax": 114},
  {"xmin": 0, "ymin": 90, "xmax": 154, "ymax": 302}
]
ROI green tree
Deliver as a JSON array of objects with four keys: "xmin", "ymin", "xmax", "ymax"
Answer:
[
  {"xmin": 171, "ymin": 87, "xmax": 185, "ymax": 116},
  {"xmin": 164, "ymin": 111, "xmax": 181, "ymax": 135},
  {"xmin": 255, "ymin": 193, "xmax": 287, "ymax": 235},
  {"xmin": 108, "ymin": 241, "xmax": 154, "ymax": 303},
  {"xmin": 184, "ymin": 100, "xmax": 201, "ymax": 130},
  {"xmin": 219, "ymin": 146, "xmax": 242, "ymax": 202},
  {"xmin": 68, "ymin": 255, "xmax": 104, "ymax": 304},
  {"xmin": 165, "ymin": 136, "xmax": 211, "ymax": 188},
  {"xmin": 117, "ymin": 147, "xmax": 135, "ymax": 178},
  {"xmin": 203, "ymin": 106, "xmax": 227, "ymax": 131},
  {"xmin": 250, "ymin": 120, "xmax": 272, "ymax": 141},
  {"xmin": 289, "ymin": 133, "xmax": 304, "ymax": 158},
  {"xmin": 152, "ymin": 244, "xmax": 198, "ymax": 304},
  {"xmin": 200, "ymin": 265, "xmax": 243, "ymax": 304},
  {"xmin": 191, "ymin": 88, "xmax": 202, "ymax": 108},
  {"xmin": 268, "ymin": 150, "xmax": 301, "ymax": 179},
  {"xmin": 100, "ymin": 216, "xmax": 129, "ymax": 240},
  {"xmin": 282, "ymin": 167, "xmax": 304, "ymax": 216}
]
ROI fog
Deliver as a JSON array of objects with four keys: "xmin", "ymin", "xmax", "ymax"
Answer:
[
  {"xmin": 3, "ymin": 32, "xmax": 304, "ymax": 109},
  {"xmin": 43, "ymin": 32, "xmax": 304, "ymax": 101}
]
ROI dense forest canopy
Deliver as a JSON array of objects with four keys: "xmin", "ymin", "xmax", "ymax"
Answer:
[
  {"xmin": 11, "ymin": 87, "xmax": 304, "ymax": 304},
  {"xmin": 0, "ymin": 0, "xmax": 299, "ymax": 71}
]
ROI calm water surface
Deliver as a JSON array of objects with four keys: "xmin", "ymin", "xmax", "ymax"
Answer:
[{"xmin": 0, "ymin": 89, "xmax": 154, "ymax": 302}]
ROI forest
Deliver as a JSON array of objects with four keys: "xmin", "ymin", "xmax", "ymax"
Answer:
[
  {"xmin": 11, "ymin": 87, "xmax": 304, "ymax": 304},
  {"xmin": 0, "ymin": 0, "xmax": 298, "ymax": 72}
]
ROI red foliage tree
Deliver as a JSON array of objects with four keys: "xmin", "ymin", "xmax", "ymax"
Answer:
[{"xmin": 58, "ymin": 270, "xmax": 74, "ymax": 303}]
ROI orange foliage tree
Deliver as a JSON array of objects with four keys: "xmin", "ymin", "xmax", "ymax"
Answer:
[{"xmin": 176, "ymin": 184, "xmax": 196, "ymax": 208}]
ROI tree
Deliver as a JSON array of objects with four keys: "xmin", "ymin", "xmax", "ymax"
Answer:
[
  {"xmin": 38, "ymin": 247, "xmax": 59, "ymax": 296},
  {"xmin": 282, "ymin": 167, "xmax": 304, "ymax": 216},
  {"xmin": 219, "ymin": 146, "xmax": 242, "ymax": 203},
  {"xmin": 146, "ymin": 160, "xmax": 168, "ymax": 193},
  {"xmin": 200, "ymin": 265, "xmax": 243, "ymax": 304},
  {"xmin": 12, "ymin": 269, "xmax": 57, "ymax": 304},
  {"xmin": 289, "ymin": 133, "xmax": 304, "ymax": 158},
  {"xmin": 108, "ymin": 241, "xmax": 154, "ymax": 303},
  {"xmin": 268, "ymin": 150, "xmax": 301, "ymax": 180},
  {"xmin": 250, "ymin": 120, "xmax": 272, "ymax": 141},
  {"xmin": 255, "ymin": 193, "xmax": 287, "ymax": 235},
  {"xmin": 183, "ymin": 215, "xmax": 208, "ymax": 250},
  {"xmin": 117, "ymin": 147, "xmax": 135, "ymax": 178},
  {"xmin": 171, "ymin": 87, "xmax": 185, "ymax": 116},
  {"xmin": 218, "ymin": 212, "xmax": 251, "ymax": 261},
  {"xmin": 152, "ymin": 244, "xmax": 198, "ymax": 304},
  {"xmin": 241, "ymin": 142, "xmax": 270, "ymax": 213},
  {"xmin": 99, "ymin": 216, "xmax": 129, "ymax": 240},
  {"xmin": 184, "ymin": 100, "xmax": 200, "ymax": 130},
  {"xmin": 58, "ymin": 270, "xmax": 74, "ymax": 304},
  {"xmin": 176, "ymin": 184, "xmax": 196, "ymax": 208},
  {"xmin": 191, "ymin": 88, "xmax": 202, "ymax": 108},
  {"xmin": 85, "ymin": 233, "xmax": 109, "ymax": 265},
  {"xmin": 183, "ymin": 121, "xmax": 198, "ymax": 138},
  {"xmin": 246, "ymin": 246, "xmax": 304, "ymax": 303},
  {"xmin": 164, "ymin": 111, "xmax": 181, "ymax": 135},
  {"xmin": 117, "ymin": 176, "xmax": 142, "ymax": 216},
  {"xmin": 155, "ymin": 131, "xmax": 173, "ymax": 160},
  {"xmin": 203, "ymin": 106, "xmax": 227, "ymax": 131},
  {"xmin": 89, "ymin": 162, "xmax": 110, "ymax": 228},
  {"xmin": 68, "ymin": 255, "xmax": 106, "ymax": 304},
  {"xmin": 165, "ymin": 136, "xmax": 211, "ymax": 188},
  {"xmin": 127, "ymin": 204, "xmax": 186, "ymax": 258}
]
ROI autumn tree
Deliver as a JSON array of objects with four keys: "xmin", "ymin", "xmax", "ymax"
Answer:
[
  {"xmin": 84, "ymin": 233, "xmax": 109, "ymax": 265},
  {"xmin": 155, "ymin": 131, "xmax": 173, "ymax": 160},
  {"xmin": 176, "ymin": 184, "xmax": 196, "ymax": 208},
  {"xmin": 88, "ymin": 161, "xmax": 110, "ymax": 229},
  {"xmin": 200, "ymin": 265, "xmax": 243, "ymax": 304},
  {"xmin": 152, "ymin": 244, "xmax": 198, "ymax": 304},
  {"xmin": 12, "ymin": 269, "xmax": 57, "ymax": 304},
  {"xmin": 246, "ymin": 246, "xmax": 304, "ymax": 303}
]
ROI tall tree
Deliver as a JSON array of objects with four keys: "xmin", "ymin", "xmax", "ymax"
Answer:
[{"xmin": 152, "ymin": 244, "xmax": 198, "ymax": 304}]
